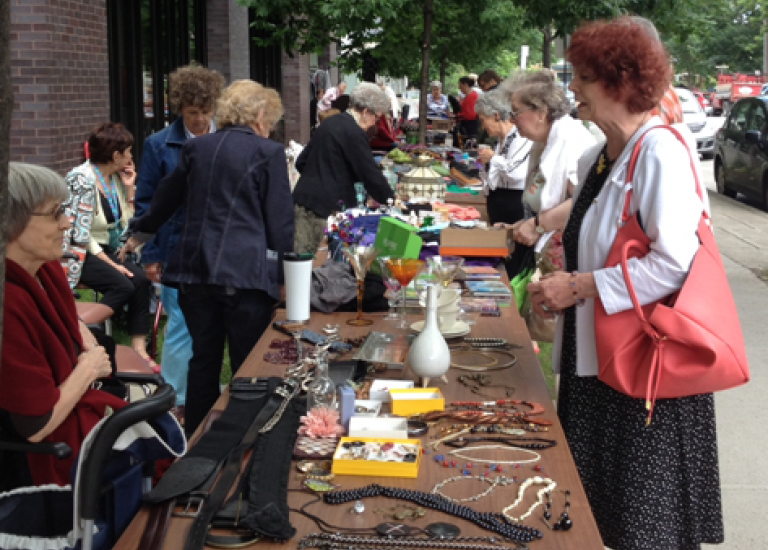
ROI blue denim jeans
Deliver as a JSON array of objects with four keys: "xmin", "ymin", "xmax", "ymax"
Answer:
[{"xmin": 160, "ymin": 285, "xmax": 193, "ymax": 406}]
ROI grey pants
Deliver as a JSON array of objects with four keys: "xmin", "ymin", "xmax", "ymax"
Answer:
[{"xmin": 293, "ymin": 204, "xmax": 327, "ymax": 255}]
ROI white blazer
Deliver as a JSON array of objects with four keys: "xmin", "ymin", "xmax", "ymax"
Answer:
[
  {"xmin": 481, "ymin": 128, "xmax": 532, "ymax": 195},
  {"xmin": 552, "ymin": 118, "xmax": 709, "ymax": 376}
]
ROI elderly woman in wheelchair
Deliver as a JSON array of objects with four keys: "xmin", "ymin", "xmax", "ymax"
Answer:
[{"xmin": 0, "ymin": 162, "xmax": 133, "ymax": 486}]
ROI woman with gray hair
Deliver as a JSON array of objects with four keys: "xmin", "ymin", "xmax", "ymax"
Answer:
[
  {"xmin": 427, "ymin": 80, "xmax": 450, "ymax": 118},
  {"xmin": 293, "ymin": 82, "xmax": 395, "ymax": 254},
  {"xmin": 1, "ymin": 162, "xmax": 125, "ymax": 485},
  {"xmin": 475, "ymin": 90, "xmax": 532, "ymax": 231},
  {"xmin": 496, "ymin": 70, "xmax": 595, "ymax": 277}
]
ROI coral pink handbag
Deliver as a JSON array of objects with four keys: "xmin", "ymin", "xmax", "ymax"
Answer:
[{"xmin": 594, "ymin": 125, "xmax": 750, "ymax": 424}]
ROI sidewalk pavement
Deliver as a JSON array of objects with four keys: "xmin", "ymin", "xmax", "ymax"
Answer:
[{"xmin": 702, "ymin": 255, "xmax": 768, "ymax": 550}]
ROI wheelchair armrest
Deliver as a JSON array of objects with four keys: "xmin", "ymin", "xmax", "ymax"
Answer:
[
  {"xmin": 79, "ymin": 383, "xmax": 176, "ymax": 521},
  {"xmin": 0, "ymin": 436, "xmax": 72, "ymax": 459},
  {"xmin": 114, "ymin": 372, "xmax": 165, "ymax": 386}
]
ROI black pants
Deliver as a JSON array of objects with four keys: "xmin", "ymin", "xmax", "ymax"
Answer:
[
  {"xmin": 178, "ymin": 284, "xmax": 276, "ymax": 437},
  {"xmin": 79, "ymin": 250, "xmax": 152, "ymax": 336},
  {"xmin": 486, "ymin": 188, "xmax": 530, "ymax": 279}
]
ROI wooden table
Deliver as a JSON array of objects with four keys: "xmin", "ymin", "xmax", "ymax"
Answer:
[{"xmin": 114, "ymin": 307, "xmax": 604, "ymax": 550}]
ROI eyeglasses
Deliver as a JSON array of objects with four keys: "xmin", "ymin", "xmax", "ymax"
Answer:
[
  {"xmin": 31, "ymin": 203, "xmax": 67, "ymax": 222},
  {"xmin": 510, "ymin": 106, "xmax": 534, "ymax": 119}
]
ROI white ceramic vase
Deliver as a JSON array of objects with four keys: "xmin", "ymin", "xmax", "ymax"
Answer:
[{"xmin": 407, "ymin": 285, "xmax": 451, "ymax": 387}]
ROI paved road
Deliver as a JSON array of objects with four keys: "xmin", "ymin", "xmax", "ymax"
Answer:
[{"xmin": 697, "ymin": 128, "xmax": 768, "ymax": 548}]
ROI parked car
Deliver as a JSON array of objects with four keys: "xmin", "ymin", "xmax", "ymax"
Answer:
[
  {"xmin": 675, "ymin": 87, "xmax": 716, "ymax": 159},
  {"xmin": 714, "ymin": 96, "xmax": 768, "ymax": 209},
  {"xmin": 694, "ymin": 91, "xmax": 713, "ymax": 116}
]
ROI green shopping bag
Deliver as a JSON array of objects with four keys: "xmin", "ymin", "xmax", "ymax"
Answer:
[{"xmin": 510, "ymin": 266, "xmax": 535, "ymax": 314}]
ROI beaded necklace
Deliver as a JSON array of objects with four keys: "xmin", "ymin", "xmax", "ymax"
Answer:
[
  {"xmin": 432, "ymin": 474, "xmax": 516, "ymax": 503},
  {"xmin": 91, "ymin": 163, "xmax": 121, "ymax": 222},
  {"xmin": 502, "ymin": 476, "xmax": 557, "ymax": 522},
  {"xmin": 448, "ymin": 445, "xmax": 541, "ymax": 465}
]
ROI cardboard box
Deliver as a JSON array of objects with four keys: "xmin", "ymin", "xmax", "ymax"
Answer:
[
  {"xmin": 369, "ymin": 379, "xmax": 414, "ymax": 402},
  {"xmin": 439, "ymin": 226, "xmax": 515, "ymax": 257},
  {"xmin": 390, "ymin": 388, "xmax": 445, "ymax": 416},
  {"xmin": 332, "ymin": 437, "xmax": 422, "ymax": 478},
  {"xmin": 353, "ymin": 400, "xmax": 382, "ymax": 418},
  {"xmin": 348, "ymin": 417, "xmax": 409, "ymax": 439}
]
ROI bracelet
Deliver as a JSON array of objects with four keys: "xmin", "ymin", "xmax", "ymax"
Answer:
[{"xmin": 570, "ymin": 271, "xmax": 585, "ymax": 307}]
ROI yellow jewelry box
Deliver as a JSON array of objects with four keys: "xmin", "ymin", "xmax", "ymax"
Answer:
[
  {"xmin": 389, "ymin": 388, "xmax": 445, "ymax": 416},
  {"xmin": 331, "ymin": 437, "xmax": 422, "ymax": 478}
]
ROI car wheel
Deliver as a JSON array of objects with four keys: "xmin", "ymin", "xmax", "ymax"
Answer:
[{"xmin": 716, "ymin": 161, "xmax": 737, "ymax": 198}]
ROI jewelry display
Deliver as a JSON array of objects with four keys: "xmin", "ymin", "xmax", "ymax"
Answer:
[
  {"xmin": 450, "ymin": 349, "xmax": 517, "ymax": 372},
  {"xmin": 447, "ymin": 446, "xmax": 541, "ymax": 465},
  {"xmin": 461, "ymin": 338, "xmax": 513, "ymax": 348},
  {"xmin": 432, "ymin": 475, "xmax": 516, "ymax": 503},
  {"xmin": 542, "ymin": 490, "xmax": 573, "ymax": 531},
  {"xmin": 444, "ymin": 437, "xmax": 557, "ymax": 451},
  {"xmin": 303, "ymin": 478, "xmax": 338, "ymax": 493},
  {"xmin": 336, "ymin": 441, "xmax": 419, "ymax": 463},
  {"xmin": 457, "ymin": 374, "xmax": 516, "ymax": 399},
  {"xmin": 502, "ymin": 477, "xmax": 557, "ymax": 523},
  {"xmin": 297, "ymin": 533, "xmax": 528, "ymax": 550},
  {"xmin": 425, "ymin": 523, "xmax": 461, "ymax": 540},
  {"xmin": 449, "ymin": 400, "xmax": 546, "ymax": 416},
  {"xmin": 353, "ymin": 500, "xmax": 366, "ymax": 514},
  {"xmin": 417, "ymin": 409, "xmax": 552, "ymax": 427},
  {"xmin": 322, "ymin": 484, "xmax": 542, "ymax": 542},
  {"xmin": 407, "ymin": 420, "xmax": 430, "ymax": 437}
]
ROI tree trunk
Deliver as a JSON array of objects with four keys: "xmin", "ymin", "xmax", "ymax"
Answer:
[
  {"xmin": 439, "ymin": 50, "xmax": 447, "ymax": 89},
  {"xmin": 418, "ymin": 0, "xmax": 434, "ymax": 146},
  {"xmin": 0, "ymin": 0, "xmax": 12, "ymax": 365},
  {"xmin": 542, "ymin": 26, "xmax": 553, "ymax": 69}
]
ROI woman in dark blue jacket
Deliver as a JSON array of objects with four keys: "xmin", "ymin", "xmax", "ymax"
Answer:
[{"xmin": 121, "ymin": 80, "xmax": 294, "ymax": 436}]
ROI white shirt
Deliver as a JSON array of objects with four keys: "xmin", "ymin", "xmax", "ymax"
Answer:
[
  {"xmin": 480, "ymin": 128, "xmax": 532, "ymax": 195},
  {"xmin": 318, "ymin": 87, "xmax": 340, "ymax": 112},
  {"xmin": 552, "ymin": 118, "xmax": 709, "ymax": 376}
]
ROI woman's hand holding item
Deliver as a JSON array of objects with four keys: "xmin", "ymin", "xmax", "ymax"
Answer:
[
  {"xmin": 144, "ymin": 262, "xmax": 162, "ymax": 283},
  {"xmin": 117, "ymin": 236, "xmax": 141, "ymax": 263},
  {"xmin": 76, "ymin": 345, "xmax": 112, "ymax": 383},
  {"xmin": 513, "ymin": 218, "xmax": 539, "ymax": 246},
  {"xmin": 528, "ymin": 271, "xmax": 597, "ymax": 318},
  {"xmin": 478, "ymin": 148, "xmax": 495, "ymax": 164}
]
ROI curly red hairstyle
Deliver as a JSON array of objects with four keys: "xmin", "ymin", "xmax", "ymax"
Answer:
[{"xmin": 567, "ymin": 17, "xmax": 672, "ymax": 114}]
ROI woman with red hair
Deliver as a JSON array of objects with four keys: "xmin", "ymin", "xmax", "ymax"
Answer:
[{"xmin": 527, "ymin": 17, "xmax": 721, "ymax": 550}]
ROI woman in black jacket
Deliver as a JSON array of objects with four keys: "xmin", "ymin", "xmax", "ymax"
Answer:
[
  {"xmin": 120, "ymin": 80, "xmax": 294, "ymax": 436},
  {"xmin": 293, "ymin": 82, "xmax": 395, "ymax": 254}
]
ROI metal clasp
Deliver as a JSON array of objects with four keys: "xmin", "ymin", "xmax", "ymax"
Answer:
[{"xmin": 173, "ymin": 491, "xmax": 208, "ymax": 518}]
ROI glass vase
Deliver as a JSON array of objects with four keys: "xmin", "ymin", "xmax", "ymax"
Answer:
[{"xmin": 307, "ymin": 348, "xmax": 337, "ymax": 411}]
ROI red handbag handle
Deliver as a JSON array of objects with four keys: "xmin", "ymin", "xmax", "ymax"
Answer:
[
  {"xmin": 618, "ymin": 125, "xmax": 706, "ymax": 339},
  {"xmin": 622, "ymin": 125, "xmax": 708, "ymax": 222}
]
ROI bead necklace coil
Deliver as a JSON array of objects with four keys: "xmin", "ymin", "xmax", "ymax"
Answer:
[
  {"xmin": 297, "ymin": 533, "xmax": 529, "ymax": 550},
  {"xmin": 448, "ymin": 446, "xmax": 541, "ymax": 465},
  {"xmin": 502, "ymin": 477, "xmax": 557, "ymax": 522},
  {"xmin": 432, "ymin": 475, "xmax": 517, "ymax": 503}
]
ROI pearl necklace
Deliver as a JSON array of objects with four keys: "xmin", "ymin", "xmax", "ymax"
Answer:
[
  {"xmin": 448, "ymin": 445, "xmax": 541, "ymax": 465},
  {"xmin": 502, "ymin": 476, "xmax": 557, "ymax": 522}
]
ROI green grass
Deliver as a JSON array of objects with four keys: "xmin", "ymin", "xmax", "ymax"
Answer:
[{"xmin": 76, "ymin": 289, "xmax": 233, "ymax": 385}]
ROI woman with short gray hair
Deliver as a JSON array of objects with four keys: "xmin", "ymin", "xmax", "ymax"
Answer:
[
  {"xmin": 427, "ymin": 80, "xmax": 450, "ymax": 118},
  {"xmin": 2, "ymin": 161, "xmax": 124, "ymax": 485},
  {"xmin": 474, "ymin": 91, "xmax": 532, "ymax": 274},
  {"xmin": 292, "ymin": 83, "xmax": 395, "ymax": 254},
  {"xmin": 496, "ymin": 70, "xmax": 595, "ymax": 277}
]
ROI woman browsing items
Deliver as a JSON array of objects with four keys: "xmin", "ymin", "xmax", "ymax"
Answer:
[{"xmin": 527, "ymin": 17, "xmax": 722, "ymax": 550}]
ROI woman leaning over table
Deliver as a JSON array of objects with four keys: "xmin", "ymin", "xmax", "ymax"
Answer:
[
  {"xmin": 63, "ymin": 122, "xmax": 155, "ymax": 367},
  {"xmin": 527, "ymin": 17, "xmax": 721, "ymax": 550},
  {"xmin": 495, "ymin": 70, "xmax": 595, "ymax": 278},
  {"xmin": 474, "ymin": 90, "xmax": 532, "ymax": 278},
  {"xmin": 120, "ymin": 80, "xmax": 294, "ymax": 437}
]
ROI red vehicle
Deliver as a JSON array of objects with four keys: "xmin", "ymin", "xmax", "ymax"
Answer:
[{"xmin": 710, "ymin": 73, "xmax": 767, "ymax": 116}]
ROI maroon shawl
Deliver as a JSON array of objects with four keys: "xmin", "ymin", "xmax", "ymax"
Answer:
[{"xmin": 1, "ymin": 259, "xmax": 126, "ymax": 485}]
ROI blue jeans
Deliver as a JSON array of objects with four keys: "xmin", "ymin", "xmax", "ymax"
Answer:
[{"xmin": 160, "ymin": 285, "xmax": 193, "ymax": 406}]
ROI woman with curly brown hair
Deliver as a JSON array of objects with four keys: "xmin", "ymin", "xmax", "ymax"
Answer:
[
  {"xmin": 527, "ymin": 17, "xmax": 721, "ymax": 550},
  {"xmin": 133, "ymin": 64, "xmax": 225, "ymax": 423}
]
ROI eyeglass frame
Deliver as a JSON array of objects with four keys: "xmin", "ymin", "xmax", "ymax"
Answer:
[{"xmin": 31, "ymin": 203, "xmax": 67, "ymax": 222}]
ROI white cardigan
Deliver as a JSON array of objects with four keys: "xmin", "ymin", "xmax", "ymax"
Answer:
[
  {"xmin": 552, "ymin": 118, "xmax": 709, "ymax": 376},
  {"xmin": 480, "ymin": 128, "xmax": 532, "ymax": 195}
]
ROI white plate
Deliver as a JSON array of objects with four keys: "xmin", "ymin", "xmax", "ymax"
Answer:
[{"xmin": 410, "ymin": 320, "xmax": 471, "ymax": 338}]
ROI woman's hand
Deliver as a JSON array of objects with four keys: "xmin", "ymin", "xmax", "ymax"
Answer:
[
  {"xmin": 513, "ymin": 218, "xmax": 540, "ymax": 247},
  {"xmin": 478, "ymin": 148, "xmax": 495, "ymax": 164},
  {"xmin": 144, "ymin": 262, "xmax": 162, "ymax": 283},
  {"xmin": 76, "ymin": 345, "xmax": 112, "ymax": 383},
  {"xmin": 117, "ymin": 237, "xmax": 141, "ymax": 263},
  {"xmin": 78, "ymin": 320, "xmax": 98, "ymax": 351},
  {"xmin": 527, "ymin": 272, "xmax": 575, "ymax": 318},
  {"xmin": 119, "ymin": 159, "xmax": 137, "ymax": 188}
]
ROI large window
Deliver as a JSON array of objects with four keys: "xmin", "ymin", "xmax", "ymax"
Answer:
[{"xmin": 107, "ymin": 0, "xmax": 206, "ymax": 162}]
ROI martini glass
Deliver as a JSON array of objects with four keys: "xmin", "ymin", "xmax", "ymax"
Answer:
[
  {"xmin": 428, "ymin": 256, "xmax": 465, "ymax": 288},
  {"xmin": 377, "ymin": 256, "xmax": 402, "ymax": 321},
  {"xmin": 341, "ymin": 245, "xmax": 380, "ymax": 326},
  {"xmin": 385, "ymin": 258, "xmax": 426, "ymax": 330}
]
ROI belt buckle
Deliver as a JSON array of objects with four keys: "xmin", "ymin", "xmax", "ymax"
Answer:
[{"xmin": 173, "ymin": 491, "xmax": 208, "ymax": 518}]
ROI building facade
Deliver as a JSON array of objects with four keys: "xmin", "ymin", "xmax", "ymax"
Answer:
[{"xmin": 9, "ymin": 0, "xmax": 329, "ymax": 173}]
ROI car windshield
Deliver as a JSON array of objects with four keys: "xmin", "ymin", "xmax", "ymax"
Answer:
[{"xmin": 677, "ymin": 92, "xmax": 701, "ymax": 114}]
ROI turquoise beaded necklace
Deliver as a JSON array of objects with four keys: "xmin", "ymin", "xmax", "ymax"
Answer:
[{"xmin": 91, "ymin": 163, "xmax": 121, "ymax": 222}]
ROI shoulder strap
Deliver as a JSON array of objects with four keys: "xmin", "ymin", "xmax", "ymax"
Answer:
[{"xmin": 623, "ymin": 124, "xmax": 707, "ymax": 223}]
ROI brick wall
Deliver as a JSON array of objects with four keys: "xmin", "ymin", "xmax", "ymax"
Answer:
[
  {"xmin": 206, "ymin": 0, "xmax": 249, "ymax": 83},
  {"xmin": 10, "ymin": 0, "xmax": 110, "ymax": 174},
  {"xmin": 282, "ymin": 51, "xmax": 310, "ymax": 144}
]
